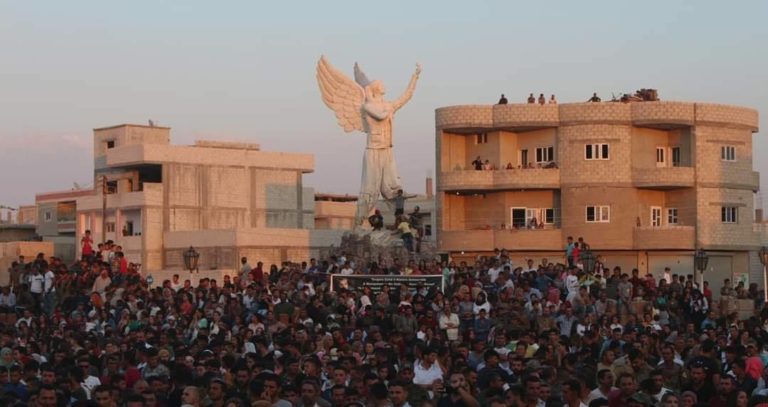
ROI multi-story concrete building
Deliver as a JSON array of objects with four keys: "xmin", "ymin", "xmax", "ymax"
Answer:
[
  {"xmin": 36, "ymin": 189, "xmax": 94, "ymax": 262},
  {"xmin": 435, "ymin": 101, "xmax": 762, "ymax": 296},
  {"xmin": 75, "ymin": 124, "xmax": 343, "ymax": 276}
]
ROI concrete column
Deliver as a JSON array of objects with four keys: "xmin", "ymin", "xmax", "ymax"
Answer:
[{"xmin": 296, "ymin": 170, "xmax": 303, "ymax": 229}]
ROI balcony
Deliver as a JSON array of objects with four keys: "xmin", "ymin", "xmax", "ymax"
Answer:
[
  {"xmin": 494, "ymin": 228, "xmax": 563, "ymax": 250},
  {"xmin": 57, "ymin": 220, "xmax": 76, "ymax": 233},
  {"xmin": 439, "ymin": 228, "xmax": 562, "ymax": 252},
  {"xmin": 76, "ymin": 182, "xmax": 163, "ymax": 211},
  {"xmin": 120, "ymin": 235, "xmax": 142, "ymax": 252},
  {"xmin": 634, "ymin": 226, "xmax": 695, "ymax": 250},
  {"xmin": 632, "ymin": 167, "xmax": 694, "ymax": 189},
  {"xmin": 439, "ymin": 168, "xmax": 560, "ymax": 191},
  {"xmin": 439, "ymin": 230, "xmax": 494, "ymax": 252}
]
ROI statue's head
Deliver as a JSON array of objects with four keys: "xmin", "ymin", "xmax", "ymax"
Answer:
[{"xmin": 365, "ymin": 80, "xmax": 386, "ymax": 100}]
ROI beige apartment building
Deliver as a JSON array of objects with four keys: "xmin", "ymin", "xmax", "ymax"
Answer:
[
  {"xmin": 436, "ymin": 101, "xmax": 763, "ymax": 296},
  {"xmin": 75, "ymin": 124, "xmax": 344, "ymax": 275},
  {"xmin": 36, "ymin": 188, "xmax": 94, "ymax": 262}
]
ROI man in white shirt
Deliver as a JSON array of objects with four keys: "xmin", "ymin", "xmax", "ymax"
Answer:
[
  {"xmin": 523, "ymin": 259, "xmax": 537, "ymax": 274},
  {"xmin": 28, "ymin": 268, "xmax": 45, "ymax": 311},
  {"xmin": 413, "ymin": 348, "xmax": 444, "ymax": 390},
  {"xmin": 587, "ymin": 369, "xmax": 617, "ymax": 403},
  {"xmin": 566, "ymin": 268, "xmax": 580, "ymax": 301},
  {"xmin": 43, "ymin": 268, "xmax": 55, "ymax": 316},
  {"xmin": 488, "ymin": 265, "xmax": 501, "ymax": 283},
  {"xmin": 340, "ymin": 262, "xmax": 354, "ymax": 276},
  {"xmin": 170, "ymin": 274, "xmax": 182, "ymax": 292},
  {"xmin": 562, "ymin": 379, "xmax": 588, "ymax": 407}
]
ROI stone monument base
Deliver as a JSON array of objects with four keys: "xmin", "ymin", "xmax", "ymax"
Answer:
[{"xmin": 321, "ymin": 229, "xmax": 437, "ymax": 268}]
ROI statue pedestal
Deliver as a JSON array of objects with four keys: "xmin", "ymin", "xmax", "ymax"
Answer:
[{"xmin": 321, "ymin": 229, "xmax": 436, "ymax": 267}]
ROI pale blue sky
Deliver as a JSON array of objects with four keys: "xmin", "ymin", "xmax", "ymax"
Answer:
[{"xmin": 1, "ymin": 1, "xmax": 767, "ymax": 209}]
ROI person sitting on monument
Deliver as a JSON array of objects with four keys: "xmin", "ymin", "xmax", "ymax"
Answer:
[
  {"xmin": 395, "ymin": 215, "xmax": 415, "ymax": 253},
  {"xmin": 527, "ymin": 93, "xmax": 536, "ymax": 103},
  {"xmin": 497, "ymin": 94, "xmax": 508, "ymax": 105},
  {"xmin": 392, "ymin": 189, "xmax": 415, "ymax": 218},
  {"xmin": 368, "ymin": 209, "xmax": 384, "ymax": 231},
  {"xmin": 588, "ymin": 92, "xmax": 602, "ymax": 102},
  {"xmin": 409, "ymin": 206, "xmax": 423, "ymax": 253},
  {"xmin": 538, "ymin": 93, "xmax": 546, "ymax": 105}
]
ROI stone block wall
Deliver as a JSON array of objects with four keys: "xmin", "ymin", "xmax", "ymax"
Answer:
[
  {"xmin": 696, "ymin": 187, "xmax": 756, "ymax": 249},
  {"xmin": 558, "ymin": 124, "xmax": 632, "ymax": 185},
  {"xmin": 695, "ymin": 126, "xmax": 755, "ymax": 188},
  {"xmin": 559, "ymin": 103, "xmax": 631, "ymax": 125},
  {"xmin": 435, "ymin": 105, "xmax": 492, "ymax": 129},
  {"xmin": 695, "ymin": 103, "xmax": 759, "ymax": 130},
  {"xmin": 631, "ymin": 102, "xmax": 695, "ymax": 126},
  {"xmin": 492, "ymin": 104, "xmax": 559, "ymax": 127}
]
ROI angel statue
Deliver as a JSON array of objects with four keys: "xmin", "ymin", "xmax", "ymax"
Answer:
[{"xmin": 316, "ymin": 56, "xmax": 421, "ymax": 227}]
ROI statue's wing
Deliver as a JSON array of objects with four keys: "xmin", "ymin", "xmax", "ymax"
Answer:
[
  {"xmin": 317, "ymin": 56, "xmax": 365, "ymax": 133},
  {"xmin": 354, "ymin": 62, "xmax": 371, "ymax": 87}
]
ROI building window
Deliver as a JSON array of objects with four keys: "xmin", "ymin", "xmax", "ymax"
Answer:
[
  {"xmin": 106, "ymin": 140, "xmax": 115, "ymax": 149},
  {"xmin": 520, "ymin": 149, "xmax": 529, "ymax": 167},
  {"xmin": 672, "ymin": 147, "xmax": 681, "ymax": 167},
  {"xmin": 721, "ymin": 206, "xmax": 738, "ymax": 223},
  {"xmin": 544, "ymin": 208, "xmax": 556, "ymax": 225},
  {"xmin": 424, "ymin": 225, "xmax": 432, "ymax": 237},
  {"xmin": 106, "ymin": 222, "xmax": 116, "ymax": 232},
  {"xmin": 586, "ymin": 205, "xmax": 610, "ymax": 223},
  {"xmin": 667, "ymin": 208, "xmax": 678, "ymax": 225},
  {"xmin": 536, "ymin": 146, "xmax": 554, "ymax": 163},
  {"xmin": 721, "ymin": 146, "xmax": 736, "ymax": 161},
  {"xmin": 511, "ymin": 208, "xmax": 526, "ymax": 228},
  {"xmin": 44, "ymin": 211, "xmax": 52, "ymax": 222},
  {"xmin": 511, "ymin": 207, "xmax": 558, "ymax": 228},
  {"xmin": 651, "ymin": 206, "xmax": 662, "ymax": 227},
  {"xmin": 656, "ymin": 147, "xmax": 666, "ymax": 167},
  {"xmin": 585, "ymin": 143, "xmax": 609, "ymax": 160},
  {"xmin": 475, "ymin": 133, "xmax": 488, "ymax": 144}
]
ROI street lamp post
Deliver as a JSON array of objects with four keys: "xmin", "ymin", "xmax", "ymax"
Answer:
[
  {"xmin": 759, "ymin": 247, "xmax": 768, "ymax": 303},
  {"xmin": 183, "ymin": 246, "xmax": 200, "ymax": 278},
  {"xmin": 694, "ymin": 249, "xmax": 709, "ymax": 291},
  {"xmin": 581, "ymin": 249, "xmax": 596, "ymax": 275}
]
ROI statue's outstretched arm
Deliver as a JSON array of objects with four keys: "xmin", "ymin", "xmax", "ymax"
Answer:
[{"xmin": 393, "ymin": 64, "xmax": 421, "ymax": 112}]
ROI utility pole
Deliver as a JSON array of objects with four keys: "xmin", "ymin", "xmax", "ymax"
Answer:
[{"xmin": 101, "ymin": 175, "xmax": 107, "ymax": 245}]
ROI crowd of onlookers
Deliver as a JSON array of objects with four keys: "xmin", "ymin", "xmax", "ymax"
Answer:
[
  {"xmin": 495, "ymin": 93, "xmax": 604, "ymax": 105},
  {"xmin": 469, "ymin": 156, "xmax": 558, "ymax": 171},
  {"xmin": 1, "ymin": 235, "xmax": 768, "ymax": 407}
]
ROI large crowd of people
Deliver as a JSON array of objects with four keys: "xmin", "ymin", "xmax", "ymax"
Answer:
[{"xmin": 1, "ymin": 235, "xmax": 768, "ymax": 407}]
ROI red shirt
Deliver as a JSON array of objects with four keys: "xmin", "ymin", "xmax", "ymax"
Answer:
[
  {"xmin": 82, "ymin": 236, "xmax": 93, "ymax": 256},
  {"xmin": 250, "ymin": 266, "xmax": 264, "ymax": 282}
]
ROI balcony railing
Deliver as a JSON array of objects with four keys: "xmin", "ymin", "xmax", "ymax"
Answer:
[
  {"xmin": 632, "ymin": 167, "xmax": 694, "ymax": 188},
  {"xmin": 633, "ymin": 225, "xmax": 695, "ymax": 250},
  {"xmin": 439, "ymin": 167, "xmax": 560, "ymax": 191},
  {"xmin": 439, "ymin": 228, "xmax": 562, "ymax": 251}
]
